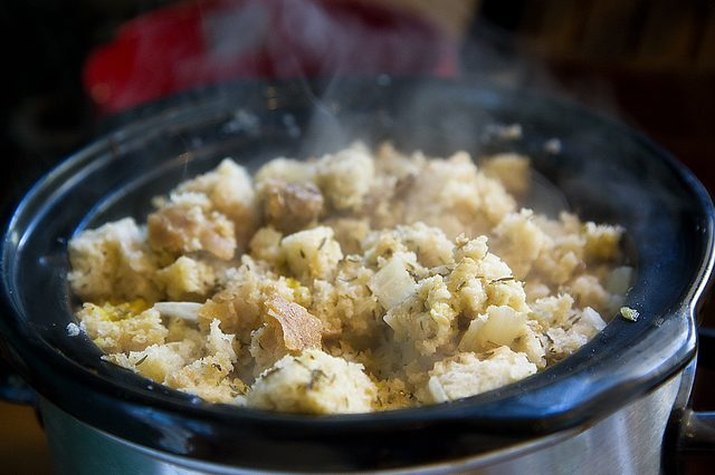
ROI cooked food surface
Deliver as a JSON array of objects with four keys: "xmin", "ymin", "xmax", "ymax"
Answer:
[{"xmin": 68, "ymin": 143, "xmax": 631, "ymax": 414}]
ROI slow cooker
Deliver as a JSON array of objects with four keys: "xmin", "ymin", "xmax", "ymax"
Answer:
[{"xmin": 1, "ymin": 78, "xmax": 714, "ymax": 473}]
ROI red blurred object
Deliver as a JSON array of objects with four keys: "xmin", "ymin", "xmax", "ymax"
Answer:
[{"xmin": 83, "ymin": 0, "xmax": 458, "ymax": 115}]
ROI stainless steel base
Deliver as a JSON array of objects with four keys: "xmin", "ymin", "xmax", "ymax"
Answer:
[{"xmin": 39, "ymin": 372, "xmax": 684, "ymax": 474}]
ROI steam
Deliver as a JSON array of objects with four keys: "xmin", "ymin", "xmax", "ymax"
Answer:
[
  {"xmin": 94, "ymin": 0, "xmax": 637, "ymax": 221},
  {"xmin": 187, "ymin": 0, "xmax": 457, "ymax": 82}
]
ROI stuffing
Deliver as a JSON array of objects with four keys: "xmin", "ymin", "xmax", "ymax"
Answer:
[
  {"xmin": 544, "ymin": 326, "xmax": 588, "ymax": 361},
  {"xmin": 309, "ymin": 263, "xmax": 380, "ymax": 341},
  {"xmin": 198, "ymin": 256, "xmax": 310, "ymax": 339},
  {"xmin": 175, "ymin": 158, "xmax": 258, "ymax": 251},
  {"xmin": 165, "ymin": 354, "xmax": 244, "ymax": 404},
  {"xmin": 155, "ymin": 256, "xmax": 216, "ymax": 301},
  {"xmin": 492, "ymin": 209, "xmax": 549, "ymax": 279},
  {"xmin": 254, "ymin": 157, "xmax": 316, "ymax": 186},
  {"xmin": 530, "ymin": 294, "xmax": 576, "ymax": 327},
  {"xmin": 147, "ymin": 192, "xmax": 236, "ymax": 260},
  {"xmin": 541, "ymin": 305, "xmax": 607, "ymax": 362},
  {"xmin": 70, "ymin": 143, "xmax": 630, "ymax": 413},
  {"xmin": 394, "ymin": 223, "xmax": 455, "ymax": 268},
  {"xmin": 384, "ymin": 275, "xmax": 458, "ymax": 356},
  {"xmin": 323, "ymin": 217, "xmax": 371, "ymax": 255},
  {"xmin": 249, "ymin": 325, "xmax": 285, "ymax": 374},
  {"xmin": 258, "ymin": 179, "xmax": 324, "ymax": 233},
  {"xmin": 480, "ymin": 153, "xmax": 530, "ymax": 196},
  {"xmin": 105, "ymin": 340, "xmax": 198, "ymax": 383},
  {"xmin": 403, "ymin": 151, "xmax": 507, "ymax": 238},
  {"xmin": 368, "ymin": 253, "xmax": 417, "ymax": 310},
  {"xmin": 280, "ymin": 226, "xmax": 343, "ymax": 282},
  {"xmin": 569, "ymin": 274, "xmax": 611, "ymax": 311},
  {"xmin": 459, "ymin": 305, "xmax": 527, "ymax": 352},
  {"xmin": 426, "ymin": 347, "xmax": 537, "ymax": 403},
  {"xmin": 316, "ymin": 143, "xmax": 375, "ymax": 211},
  {"xmin": 583, "ymin": 222, "xmax": 623, "ymax": 262},
  {"xmin": 152, "ymin": 301, "xmax": 202, "ymax": 322},
  {"xmin": 246, "ymin": 348, "xmax": 376, "ymax": 414},
  {"xmin": 264, "ymin": 296, "xmax": 323, "ymax": 351},
  {"xmin": 78, "ymin": 300, "xmax": 167, "ymax": 353},
  {"xmin": 68, "ymin": 218, "xmax": 161, "ymax": 302},
  {"xmin": 106, "ymin": 319, "xmax": 244, "ymax": 404},
  {"xmin": 248, "ymin": 226, "xmax": 284, "ymax": 265},
  {"xmin": 375, "ymin": 377, "xmax": 414, "ymax": 410}
]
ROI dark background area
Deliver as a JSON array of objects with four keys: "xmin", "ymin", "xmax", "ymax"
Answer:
[
  {"xmin": 0, "ymin": 0, "xmax": 713, "ymax": 473},
  {"xmin": 0, "ymin": 0, "xmax": 176, "ymax": 207}
]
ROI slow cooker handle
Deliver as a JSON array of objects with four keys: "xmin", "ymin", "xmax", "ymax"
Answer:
[
  {"xmin": 0, "ymin": 342, "xmax": 36, "ymax": 405},
  {"xmin": 680, "ymin": 410, "xmax": 715, "ymax": 452},
  {"xmin": 678, "ymin": 327, "xmax": 715, "ymax": 453}
]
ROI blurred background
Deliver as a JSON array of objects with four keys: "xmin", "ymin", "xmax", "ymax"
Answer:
[{"xmin": 0, "ymin": 0, "xmax": 713, "ymax": 473}]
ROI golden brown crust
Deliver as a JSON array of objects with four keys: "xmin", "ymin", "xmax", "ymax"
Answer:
[
  {"xmin": 260, "ymin": 179, "xmax": 324, "ymax": 233},
  {"xmin": 265, "ymin": 295, "xmax": 323, "ymax": 352},
  {"xmin": 147, "ymin": 200, "xmax": 236, "ymax": 260}
]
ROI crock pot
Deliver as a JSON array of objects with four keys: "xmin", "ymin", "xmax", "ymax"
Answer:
[{"xmin": 1, "ymin": 77, "xmax": 714, "ymax": 473}]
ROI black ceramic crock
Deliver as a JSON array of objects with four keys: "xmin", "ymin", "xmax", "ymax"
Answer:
[{"xmin": 1, "ymin": 77, "xmax": 713, "ymax": 473}]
